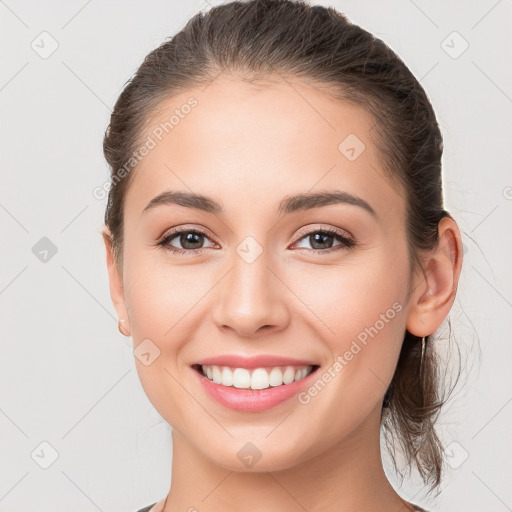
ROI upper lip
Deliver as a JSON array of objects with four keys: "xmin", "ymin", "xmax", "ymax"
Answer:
[{"xmin": 193, "ymin": 354, "xmax": 319, "ymax": 369}]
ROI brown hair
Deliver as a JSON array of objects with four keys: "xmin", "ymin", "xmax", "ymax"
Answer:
[{"xmin": 103, "ymin": 0, "xmax": 458, "ymax": 492}]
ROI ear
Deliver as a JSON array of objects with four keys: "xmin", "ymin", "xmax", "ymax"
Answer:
[
  {"xmin": 406, "ymin": 216, "xmax": 463, "ymax": 337},
  {"xmin": 102, "ymin": 228, "xmax": 131, "ymax": 337}
]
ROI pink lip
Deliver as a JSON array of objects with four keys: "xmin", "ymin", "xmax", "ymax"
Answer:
[
  {"xmin": 191, "ymin": 364, "xmax": 319, "ymax": 412},
  {"xmin": 194, "ymin": 354, "xmax": 318, "ymax": 369}
]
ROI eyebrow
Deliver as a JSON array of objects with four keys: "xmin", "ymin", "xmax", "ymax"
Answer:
[{"xmin": 142, "ymin": 189, "xmax": 377, "ymax": 218}]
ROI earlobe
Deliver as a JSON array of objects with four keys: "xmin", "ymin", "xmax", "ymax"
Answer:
[
  {"xmin": 102, "ymin": 228, "xmax": 132, "ymax": 337},
  {"xmin": 406, "ymin": 216, "xmax": 463, "ymax": 337},
  {"xmin": 118, "ymin": 318, "xmax": 131, "ymax": 337}
]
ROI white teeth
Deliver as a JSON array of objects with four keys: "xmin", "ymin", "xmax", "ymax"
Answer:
[
  {"xmin": 221, "ymin": 367, "xmax": 234, "ymax": 387},
  {"xmin": 233, "ymin": 368, "xmax": 251, "ymax": 389},
  {"xmin": 282, "ymin": 366, "xmax": 296, "ymax": 384},
  {"xmin": 268, "ymin": 367, "xmax": 283, "ymax": 387},
  {"xmin": 212, "ymin": 366, "xmax": 222, "ymax": 384},
  {"xmin": 251, "ymin": 368, "xmax": 269, "ymax": 390},
  {"xmin": 200, "ymin": 364, "xmax": 314, "ymax": 390}
]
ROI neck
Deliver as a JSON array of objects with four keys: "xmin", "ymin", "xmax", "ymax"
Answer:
[{"xmin": 162, "ymin": 405, "xmax": 414, "ymax": 512}]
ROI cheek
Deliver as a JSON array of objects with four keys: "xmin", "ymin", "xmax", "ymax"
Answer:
[
  {"xmin": 124, "ymin": 265, "xmax": 199, "ymax": 339},
  {"xmin": 291, "ymin": 250, "xmax": 408, "ymax": 392},
  {"xmin": 294, "ymin": 252, "xmax": 407, "ymax": 336},
  {"xmin": 122, "ymin": 247, "xmax": 220, "ymax": 351},
  {"xmin": 121, "ymin": 253, "xmax": 211, "ymax": 421}
]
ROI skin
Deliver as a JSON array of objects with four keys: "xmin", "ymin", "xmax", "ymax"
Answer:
[{"xmin": 103, "ymin": 73, "xmax": 463, "ymax": 512}]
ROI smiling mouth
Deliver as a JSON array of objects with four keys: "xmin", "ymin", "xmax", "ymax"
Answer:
[{"xmin": 191, "ymin": 363, "xmax": 320, "ymax": 391}]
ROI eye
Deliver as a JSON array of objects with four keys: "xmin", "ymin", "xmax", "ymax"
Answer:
[
  {"xmin": 158, "ymin": 228, "xmax": 217, "ymax": 255},
  {"xmin": 158, "ymin": 226, "xmax": 356, "ymax": 256},
  {"xmin": 292, "ymin": 227, "xmax": 355, "ymax": 254}
]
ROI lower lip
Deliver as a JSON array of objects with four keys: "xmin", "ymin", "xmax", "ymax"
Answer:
[{"xmin": 192, "ymin": 366, "xmax": 319, "ymax": 412}]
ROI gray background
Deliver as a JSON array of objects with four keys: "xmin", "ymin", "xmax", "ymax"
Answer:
[{"xmin": 1, "ymin": 0, "xmax": 511, "ymax": 511}]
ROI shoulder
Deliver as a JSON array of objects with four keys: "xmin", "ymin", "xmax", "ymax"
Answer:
[{"xmin": 135, "ymin": 503, "xmax": 157, "ymax": 512}]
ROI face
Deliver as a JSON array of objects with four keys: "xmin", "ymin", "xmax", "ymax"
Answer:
[{"xmin": 108, "ymin": 74, "xmax": 416, "ymax": 471}]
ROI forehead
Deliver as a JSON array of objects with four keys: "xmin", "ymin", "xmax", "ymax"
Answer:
[{"xmin": 124, "ymin": 75, "xmax": 404, "ymax": 223}]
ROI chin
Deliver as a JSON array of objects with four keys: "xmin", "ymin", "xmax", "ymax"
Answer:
[{"xmin": 200, "ymin": 437, "xmax": 315, "ymax": 473}]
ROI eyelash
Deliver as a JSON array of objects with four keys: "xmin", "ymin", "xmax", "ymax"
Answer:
[{"xmin": 157, "ymin": 226, "xmax": 356, "ymax": 256}]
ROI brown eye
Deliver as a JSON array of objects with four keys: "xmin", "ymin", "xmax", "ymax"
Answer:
[
  {"xmin": 308, "ymin": 232, "xmax": 335, "ymax": 250},
  {"xmin": 159, "ymin": 229, "xmax": 216, "ymax": 254},
  {"xmin": 293, "ymin": 229, "xmax": 355, "ymax": 253},
  {"xmin": 175, "ymin": 231, "xmax": 205, "ymax": 250}
]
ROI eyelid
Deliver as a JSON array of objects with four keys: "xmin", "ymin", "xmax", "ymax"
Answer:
[
  {"xmin": 290, "ymin": 227, "xmax": 356, "ymax": 253},
  {"xmin": 159, "ymin": 224, "xmax": 218, "ymax": 244},
  {"xmin": 293, "ymin": 224, "xmax": 354, "ymax": 244},
  {"xmin": 155, "ymin": 226, "xmax": 212, "ymax": 258}
]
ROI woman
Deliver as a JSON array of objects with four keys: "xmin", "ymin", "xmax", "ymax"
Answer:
[{"xmin": 102, "ymin": 1, "xmax": 463, "ymax": 510}]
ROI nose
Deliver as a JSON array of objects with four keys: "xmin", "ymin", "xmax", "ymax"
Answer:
[{"xmin": 211, "ymin": 248, "xmax": 290, "ymax": 339}]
